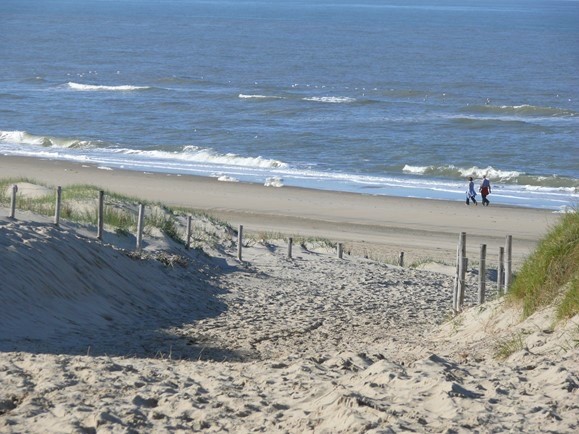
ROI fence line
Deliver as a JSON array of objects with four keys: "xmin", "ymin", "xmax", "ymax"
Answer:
[{"xmin": 4, "ymin": 184, "xmax": 516, "ymax": 310}]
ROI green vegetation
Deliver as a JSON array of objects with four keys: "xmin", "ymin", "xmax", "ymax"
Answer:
[
  {"xmin": 246, "ymin": 231, "xmax": 336, "ymax": 251},
  {"xmin": 0, "ymin": 178, "xmax": 231, "ymax": 247},
  {"xmin": 493, "ymin": 333, "xmax": 526, "ymax": 360},
  {"xmin": 509, "ymin": 210, "xmax": 579, "ymax": 320}
]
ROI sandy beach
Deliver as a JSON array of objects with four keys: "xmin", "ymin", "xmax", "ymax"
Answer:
[
  {"xmin": 0, "ymin": 156, "xmax": 561, "ymax": 266},
  {"xmin": 0, "ymin": 156, "xmax": 577, "ymax": 433}
]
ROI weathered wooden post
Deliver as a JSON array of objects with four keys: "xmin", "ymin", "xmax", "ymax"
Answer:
[
  {"xmin": 504, "ymin": 235, "xmax": 513, "ymax": 291},
  {"xmin": 453, "ymin": 243, "xmax": 460, "ymax": 312},
  {"xmin": 498, "ymin": 246, "xmax": 505, "ymax": 296},
  {"xmin": 9, "ymin": 184, "xmax": 17, "ymax": 219},
  {"xmin": 478, "ymin": 244, "xmax": 486, "ymax": 304},
  {"xmin": 54, "ymin": 186, "xmax": 62, "ymax": 226},
  {"xmin": 459, "ymin": 257, "xmax": 468, "ymax": 309},
  {"xmin": 455, "ymin": 232, "xmax": 467, "ymax": 311},
  {"xmin": 136, "ymin": 204, "xmax": 145, "ymax": 251},
  {"xmin": 186, "ymin": 215, "xmax": 192, "ymax": 250},
  {"xmin": 398, "ymin": 252, "xmax": 405, "ymax": 267},
  {"xmin": 287, "ymin": 237, "xmax": 293, "ymax": 259},
  {"xmin": 337, "ymin": 242, "xmax": 343, "ymax": 259},
  {"xmin": 237, "ymin": 224, "xmax": 243, "ymax": 261},
  {"xmin": 97, "ymin": 190, "xmax": 104, "ymax": 240}
]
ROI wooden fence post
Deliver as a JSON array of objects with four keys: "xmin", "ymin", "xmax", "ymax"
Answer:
[
  {"xmin": 478, "ymin": 244, "xmax": 486, "ymax": 304},
  {"xmin": 498, "ymin": 246, "xmax": 505, "ymax": 296},
  {"xmin": 97, "ymin": 190, "xmax": 104, "ymax": 240},
  {"xmin": 9, "ymin": 184, "xmax": 17, "ymax": 219},
  {"xmin": 136, "ymin": 204, "xmax": 145, "ymax": 251},
  {"xmin": 459, "ymin": 257, "xmax": 468, "ymax": 309},
  {"xmin": 287, "ymin": 237, "xmax": 293, "ymax": 259},
  {"xmin": 504, "ymin": 235, "xmax": 513, "ymax": 291},
  {"xmin": 337, "ymin": 242, "xmax": 343, "ymax": 259},
  {"xmin": 237, "ymin": 225, "xmax": 243, "ymax": 261},
  {"xmin": 398, "ymin": 252, "xmax": 405, "ymax": 267},
  {"xmin": 453, "ymin": 243, "xmax": 460, "ymax": 312},
  {"xmin": 186, "ymin": 215, "xmax": 192, "ymax": 250},
  {"xmin": 54, "ymin": 186, "xmax": 62, "ymax": 226},
  {"xmin": 455, "ymin": 232, "xmax": 467, "ymax": 312}
]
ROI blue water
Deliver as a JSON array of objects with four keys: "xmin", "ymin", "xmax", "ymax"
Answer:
[{"xmin": 1, "ymin": 0, "xmax": 578, "ymax": 210}]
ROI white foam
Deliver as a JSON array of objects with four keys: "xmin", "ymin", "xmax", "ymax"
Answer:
[
  {"xmin": 67, "ymin": 82, "xmax": 149, "ymax": 91},
  {"xmin": 0, "ymin": 130, "xmax": 44, "ymax": 145},
  {"xmin": 303, "ymin": 96, "xmax": 356, "ymax": 103},
  {"xmin": 402, "ymin": 163, "xmax": 522, "ymax": 181},
  {"xmin": 217, "ymin": 175, "xmax": 239, "ymax": 182},
  {"xmin": 402, "ymin": 165, "xmax": 429, "ymax": 174},
  {"xmin": 459, "ymin": 166, "xmax": 521, "ymax": 180},
  {"xmin": 180, "ymin": 146, "xmax": 287, "ymax": 169},
  {"xmin": 0, "ymin": 130, "xmax": 95, "ymax": 149},
  {"xmin": 238, "ymin": 94, "xmax": 284, "ymax": 100},
  {"xmin": 264, "ymin": 177, "xmax": 284, "ymax": 187}
]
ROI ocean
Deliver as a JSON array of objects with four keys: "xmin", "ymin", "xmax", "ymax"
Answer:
[{"xmin": 1, "ymin": 0, "xmax": 578, "ymax": 210}]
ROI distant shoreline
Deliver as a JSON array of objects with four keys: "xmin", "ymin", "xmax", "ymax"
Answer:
[{"xmin": 1, "ymin": 155, "xmax": 560, "ymax": 266}]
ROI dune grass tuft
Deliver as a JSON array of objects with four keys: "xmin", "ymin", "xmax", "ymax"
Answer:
[
  {"xmin": 0, "ymin": 178, "xmax": 232, "ymax": 247},
  {"xmin": 509, "ymin": 210, "xmax": 579, "ymax": 320}
]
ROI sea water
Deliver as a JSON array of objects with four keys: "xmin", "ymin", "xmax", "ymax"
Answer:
[{"xmin": 1, "ymin": 0, "xmax": 578, "ymax": 210}]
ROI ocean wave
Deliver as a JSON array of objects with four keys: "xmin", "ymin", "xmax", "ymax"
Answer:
[
  {"xmin": 238, "ymin": 94, "xmax": 285, "ymax": 100},
  {"xmin": 303, "ymin": 96, "xmax": 356, "ymax": 103},
  {"xmin": 66, "ymin": 82, "xmax": 151, "ymax": 92},
  {"xmin": 403, "ymin": 164, "xmax": 521, "ymax": 179},
  {"xmin": 106, "ymin": 146, "xmax": 288, "ymax": 170},
  {"xmin": 463, "ymin": 104, "xmax": 576, "ymax": 117},
  {"xmin": 0, "ymin": 130, "xmax": 98, "ymax": 149},
  {"xmin": 179, "ymin": 146, "xmax": 287, "ymax": 169},
  {"xmin": 0, "ymin": 130, "xmax": 288, "ymax": 170},
  {"xmin": 450, "ymin": 116, "xmax": 534, "ymax": 129},
  {"xmin": 402, "ymin": 164, "xmax": 578, "ymax": 190},
  {"xmin": 20, "ymin": 76, "xmax": 47, "ymax": 84},
  {"xmin": 0, "ymin": 93, "xmax": 25, "ymax": 101}
]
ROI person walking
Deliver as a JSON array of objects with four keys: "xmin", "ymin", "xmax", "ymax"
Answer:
[
  {"xmin": 466, "ymin": 177, "xmax": 478, "ymax": 205},
  {"xmin": 479, "ymin": 175, "xmax": 491, "ymax": 206}
]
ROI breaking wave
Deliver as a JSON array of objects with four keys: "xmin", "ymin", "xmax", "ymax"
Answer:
[
  {"xmin": 66, "ymin": 82, "xmax": 151, "ymax": 92},
  {"xmin": 463, "ymin": 104, "xmax": 577, "ymax": 118},
  {"xmin": 402, "ymin": 164, "xmax": 578, "ymax": 190},
  {"xmin": 174, "ymin": 146, "xmax": 287, "ymax": 169},
  {"xmin": 0, "ymin": 130, "xmax": 99, "ymax": 149},
  {"xmin": 238, "ymin": 94, "xmax": 285, "ymax": 100},
  {"xmin": 0, "ymin": 130, "xmax": 287, "ymax": 170},
  {"xmin": 303, "ymin": 96, "xmax": 356, "ymax": 103}
]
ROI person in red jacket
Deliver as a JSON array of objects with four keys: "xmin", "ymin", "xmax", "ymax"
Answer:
[{"xmin": 479, "ymin": 175, "xmax": 491, "ymax": 206}]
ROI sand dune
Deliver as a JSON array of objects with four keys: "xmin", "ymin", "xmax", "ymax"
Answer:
[
  {"xmin": 1, "ymin": 202, "xmax": 577, "ymax": 432},
  {"xmin": 0, "ymin": 162, "xmax": 575, "ymax": 432}
]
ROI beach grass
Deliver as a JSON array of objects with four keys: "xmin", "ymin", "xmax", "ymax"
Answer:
[
  {"xmin": 246, "ymin": 231, "xmax": 336, "ymax": 251},
  {"xmin": 493, "ymin": 333, "xmax": 526, "ymax": 360},
  {"xmin": 0, "ymin": 178, "xmax": 232, "ymax": 247},
  {"xmin": 509, "ymin": 210, "xmax": 579, "ymax": 320}
]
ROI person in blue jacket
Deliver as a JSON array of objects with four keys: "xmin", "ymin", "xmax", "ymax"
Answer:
[{"xmin": 466, "ymin": 176, "xmax": 477, "ymax": 205}]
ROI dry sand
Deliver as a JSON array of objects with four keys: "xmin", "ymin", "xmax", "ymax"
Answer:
[
  {"xmin": 0, "ymin": 156, "xmax": 561, "ymax": 266},
  {"xmin": 0, "ymin": 156, "xmax": 577, "ymax": 433}
]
